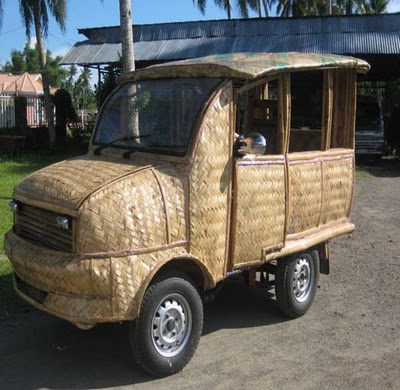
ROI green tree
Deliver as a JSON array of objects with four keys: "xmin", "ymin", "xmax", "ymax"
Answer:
[
  {"xmin": 74, "ymin": 67, "xmax": 96, "ymax": 110},
  {"xmin": 364, "ymin": 0, "xmax": 389, "ymax": 13},
  {"xmin": 2, "ymin": 44, "xmax": 68, "ymax": 87},
  {"xmin": 332, "ymin": 0, "xmax": 368, "ymax": 14},
  {"xmin": 247, "ymin": 0, "xmax": 272, "ymax": 17},
  {"xmin": 0, "ymin": 0, "xmax": 68, "ymax": 148},
  {"xmin": 194, "ymin": 0, "xmax": 233, "ymax": 19}
]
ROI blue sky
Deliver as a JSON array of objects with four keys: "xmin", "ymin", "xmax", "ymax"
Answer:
[
  {"xmin": 0, "ymin": 0, "xmax": 237, "ymax": 65},
  {"xmin": 1, "ymin": 0, "xmax": 400, "ymax": 66}
]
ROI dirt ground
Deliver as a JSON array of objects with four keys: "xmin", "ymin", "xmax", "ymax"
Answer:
[{"xmin": 0, "ymin": 160, "xmax": 399, "ymax": 390}]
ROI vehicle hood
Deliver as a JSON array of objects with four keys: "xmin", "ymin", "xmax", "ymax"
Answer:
[{"xmin": 14, "ymin": 154, "xmax": 158, "ymax": 213}]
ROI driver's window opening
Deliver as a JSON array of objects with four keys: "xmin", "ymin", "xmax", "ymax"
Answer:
[
  {"xmin": 289, "ymin": 71, "xmax": 324, "ymax": 152},
  {"xmin": 236, "ymin": 78, "xmax": 280, "ymax": 155}
]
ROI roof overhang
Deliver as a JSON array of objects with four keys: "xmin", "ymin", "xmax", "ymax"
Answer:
[{"xmin": 118, "ymin": 52, "xmax": 370, "ymax": 83}]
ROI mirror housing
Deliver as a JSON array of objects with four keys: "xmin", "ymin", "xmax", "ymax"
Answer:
[{"xmin": 237, "ymin": 133, "xmax": 267, "ymax": 155}]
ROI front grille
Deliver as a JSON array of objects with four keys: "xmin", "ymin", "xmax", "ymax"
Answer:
[
  {"xmin": 14, "ymin": 204, "xmax": 73, "ymax": 252},
  {"xmin": 15, "ymin": 274, "xmax": 48, "ymax": 304}
]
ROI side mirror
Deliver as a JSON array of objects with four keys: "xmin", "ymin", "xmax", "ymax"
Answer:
[{"xmin": 237, "ymin": 132, "xmax": 267, "ymax": 155}]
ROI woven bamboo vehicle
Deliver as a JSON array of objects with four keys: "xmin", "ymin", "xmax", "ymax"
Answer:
[{"xmin": 5, "ymin": 52, "xmax": 369, "ymax": 376}]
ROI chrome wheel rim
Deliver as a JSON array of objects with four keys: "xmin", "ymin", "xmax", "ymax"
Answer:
[
  {"xmin": 151, "ymin": 293, "xmax": 192, "ymax": 358},
  {"xmin": 292, "ymin": 256, "xmax": 313, "ymax": 303}
]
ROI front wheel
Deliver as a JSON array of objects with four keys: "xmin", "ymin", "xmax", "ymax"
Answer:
[
  {"xmin": 275, "ymin": 250, "xmax": 319, "ymax": 318},
  {"xmin": 129, "ymin": 274, "xmax": 203, "ymax": 377}
]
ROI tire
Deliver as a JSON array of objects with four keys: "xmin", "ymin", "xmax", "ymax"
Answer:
[
  {"xmin": 129, "ymin": 274, "xmax": 203, "ymax": 377},
  {"xmin": 275, "ymin": 250, "xmax": 319, "ymax": 318}
]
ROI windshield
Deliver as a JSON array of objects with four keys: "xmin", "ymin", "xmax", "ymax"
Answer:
[{"xmin": 93, "ymin": 78, "xmax": 221, "ymax": 155}]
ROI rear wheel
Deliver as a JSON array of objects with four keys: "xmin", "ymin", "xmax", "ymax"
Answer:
[
  {"xmin": 275, "ymin": 250, "xmax": 319, "ymax": 318},
  {"xmin": 130, "ymin": 274, "xmax": 203, "ymax": 377}
]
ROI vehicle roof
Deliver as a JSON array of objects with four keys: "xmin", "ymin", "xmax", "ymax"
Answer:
[{"xmin": 119, "ymin": 52, "xmax": 370, "ymax": 83}]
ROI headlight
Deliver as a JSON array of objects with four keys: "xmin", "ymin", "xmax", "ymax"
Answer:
[
  {"xmin": 9, "ymin": 200, "xmax": 20, "ymax": 214},
  {"xmin": 56, "ymin": 216, "xmax": 70, "ymax": 230}
]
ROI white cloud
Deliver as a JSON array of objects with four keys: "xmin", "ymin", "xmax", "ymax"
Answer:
[
  {"xmin": 388, "ymin": 0, "xmax": 400, "ymax": 13},
  {"xmin": 29, "ymin": 37, "xmax": 37, "ymax": 48}
]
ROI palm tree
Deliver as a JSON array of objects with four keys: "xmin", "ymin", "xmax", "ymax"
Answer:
[
  {"xmin": 194, "ymin": 0, "xmax": 274, "ymax": 19},
  {"xmin": 119, "ymin": 0, "xmax": 135, "ymax": 72},
  {"xmin": 194, "ymin": 0, "xmax": 233, "ymax": 19},
  {"xmin": 0, "ymin": 0, "xmax": 66, "ymax": 149},
  {"xmin": 246, "ymin": 0, "xmax": 272, "ymax": 17},
  {"xmin": 364, "ymin": 0, "xmax": 389, "ymax": 13},
  {"xmin": 333, "ymin": 0, "xmax": 368, "ymax": 14},
  {"xmin": 20, "ymin": 0, "xmax": 67, "ymax": 149}
]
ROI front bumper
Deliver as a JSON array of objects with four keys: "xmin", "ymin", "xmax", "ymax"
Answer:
[
  {"xmin": 355, "ymin": 140, "xmax": 385, "ymax": 156},
  {"xmin": 4, "ymin": 231, "xmax": 139, "ymax": 325}
]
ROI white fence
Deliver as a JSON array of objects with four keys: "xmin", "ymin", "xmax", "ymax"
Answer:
[
  {"xmin": 0, "ymin": 95, "xmax": 15, "ymax": 128},
  {"xmin": 0, "ymin": 95, "xmax": 48, "ymax": 129},
  {"xmin": 27, "ymin": 97, "xmax": 47, "ymax": 127}
]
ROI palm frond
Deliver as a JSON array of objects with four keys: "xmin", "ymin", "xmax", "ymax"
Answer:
[{"xmin": 193, "ymin": 0, "xmax": 207, "ymax": 14}]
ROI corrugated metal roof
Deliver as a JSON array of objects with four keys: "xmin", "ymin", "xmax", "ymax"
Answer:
[{"xmin": 60, "ymin": 14, "xmax": 400, "ymax": 66}]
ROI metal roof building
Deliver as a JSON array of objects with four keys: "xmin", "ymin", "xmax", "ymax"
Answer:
[{"xmin": 60, "ymin": 14, "xmax": 400, "ymax": 80}]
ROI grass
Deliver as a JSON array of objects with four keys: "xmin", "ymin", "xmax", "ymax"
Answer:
[
  {"xmin": 355, "ymin": 164, "xmax": 372, "ymax": 179},
  {"xmin": 0, "ymin": 148, "xmax": 85, "ymax": 316},
  {"xmin": 0, "ymin": 260, "xmax": 28, "ymax": 317}
]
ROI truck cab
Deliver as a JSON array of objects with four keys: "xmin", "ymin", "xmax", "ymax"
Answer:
[{"xmin": 5, "ymin": 52, "xmax": 369, "ymax": 377}]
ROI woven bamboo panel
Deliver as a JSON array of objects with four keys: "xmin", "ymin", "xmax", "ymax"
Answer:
[
  {"xmin": 155, "ymin": 166, "xmax": 187, "ymax": 244},
  {"xmin": 110, "ymin": 247, "xmax": 187, "ymax": 318},
  {"xmin": 14, "ymin": 155, "xmax": 152, "ymax": 211},
  {"xmin": 44, "ymin": 294, "xmax": 112, "ymax": 321},
  {"xmin": 287, "ymin": 160, "xmax": 322, "ymax": 234},
  {"xmin": 6, "ymin": 230, "xmax": 189, "ymax": 321},
  {"xmin": 189, "ymin": 84, "xmax": 232, "ymax": 281},
  {"xmin": 320, "ymin": 156, "xmax": 354, "ymax": 224},
  {"xmin": 233, "ymin": 159, "xmax": 286, "ymax": 266},
  {"xmin": 78, "ymin": 169, "xmax": 169, "ymax": 253},
  {"xmin": 6, "ymin": 231, "xmax": 91, "ymax": 296}
]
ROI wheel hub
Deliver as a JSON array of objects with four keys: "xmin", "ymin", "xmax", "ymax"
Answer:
[
  {"xmin": 292, "ymin": 257, "xmax": 313, "ymax": 303},
  {"xmin": 151, "ymin": 294, "xmax": 192, "ymax": 357}
]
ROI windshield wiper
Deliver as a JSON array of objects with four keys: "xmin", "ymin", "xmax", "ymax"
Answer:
[{"xmin": 94, "ymin": 134, "xmax": 150, "ymax": 155}]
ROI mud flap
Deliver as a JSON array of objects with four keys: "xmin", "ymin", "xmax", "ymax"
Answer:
[{"xmin": 318, "ymin": 242, "xmax": 330, "ymax": 275}]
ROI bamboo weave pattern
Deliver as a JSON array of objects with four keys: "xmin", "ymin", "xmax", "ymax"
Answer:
[
  {"xmin": 189, "ymin": 85, "xmax": 232, "ymax": 281},
  {"xmin": 233, "ymin": 160, "xmax": 286, "ymax": 265}
]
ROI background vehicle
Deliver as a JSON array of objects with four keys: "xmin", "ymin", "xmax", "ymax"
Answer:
[
  {"xmin": 5, "ymin": 52, "xmax": 369, "ymax": 377},
  {"xmin": 355, "ymin": 96, "xmax": 385, "ymax": 158}
]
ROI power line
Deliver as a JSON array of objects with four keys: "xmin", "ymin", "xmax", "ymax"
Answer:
[{"xmin": 0, "ymin": 26, "xmax": 24, "ymax": 36}]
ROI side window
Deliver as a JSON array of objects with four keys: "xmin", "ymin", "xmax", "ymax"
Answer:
[
  {"xmin": 236, "ymin": 78, "xmax": 281, "ymax": 155},
  {"xmin": 289, "ymin": 71, "xmax": 324, "ymax": 152}
]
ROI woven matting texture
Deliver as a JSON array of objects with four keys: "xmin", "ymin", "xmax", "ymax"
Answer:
[
  {"xmin": 78, "ymin": 167, "xmax": 186, "ymax": 253},
  {"xmin": 6, "ymin": 231, "xmax": 188, "ymax": 321},
  {"xmin": 287, "ymin": 151, "xmax": 354, "ymax": 236},
  {"xmin": 320, "ymin": 156, "xmax": 354, "ymax": 224},
  {"xmin": 124, "ymin": 53, "xmax": 370, "ymax": 83},
  {"xmin": 287, "ymin": 160, "xmax": 322, "ymax": 234},
  {"xmin": 189, "ymin": 84, "xmax": 232, "ymax": 281},
  {"xmin": 233, "ymin": 158, "xmax": 286, "ymax": 266},
  {"xmin": 14, "ymin": 155, "xmax": 153, "ymax": 211}
]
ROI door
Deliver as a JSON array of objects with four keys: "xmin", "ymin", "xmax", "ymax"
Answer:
[{"xmin": 231, "ymin": 155, "xmax": 286, "ymax": 268}]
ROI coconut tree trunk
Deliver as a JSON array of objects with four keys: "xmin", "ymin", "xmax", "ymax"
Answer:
[
  {"xmin": 32, "ymin": 4, "xmax": 55, "ymax": 149},
  {"xmin": 119, "ymin": 0, "xmax": 135, "ymax": 73}
]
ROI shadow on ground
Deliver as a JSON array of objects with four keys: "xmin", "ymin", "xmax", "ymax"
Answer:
[
  {"xmin": 0, "ymin": 278, "xmax": 284, "ymax": 390},
  {"xmin": 356, "ymin": 157, "xmax": 400, "ymax": 178}
]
